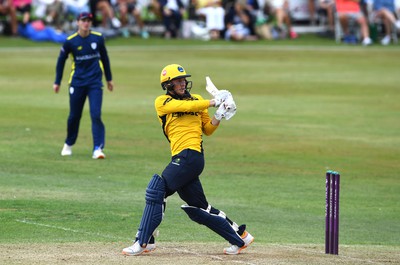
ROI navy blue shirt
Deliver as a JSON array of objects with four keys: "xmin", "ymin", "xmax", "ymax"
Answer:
[{"xmin": 55, "ymin": 31, "xmax": 112, "ymax": 88}]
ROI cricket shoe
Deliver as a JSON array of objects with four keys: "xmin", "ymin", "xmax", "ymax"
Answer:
[
  {"xmin": 224, "ymin": 228, "xmax": 254, "ymax": 255},
  {"xmin": 92, "ymin": 148, "xmax": 105, "ymax": 159},
  {"xmin": 61, "ymin": 144, "xmax": 72, "ymax": 156},
  {"xmin": 122, "ymin": 241, "xmax": 156, "ymax": 256}
]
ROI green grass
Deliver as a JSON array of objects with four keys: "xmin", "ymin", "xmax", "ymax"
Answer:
[{"xmin": 0, "ymin": 36, "xmax": 399, "ymax": 251}]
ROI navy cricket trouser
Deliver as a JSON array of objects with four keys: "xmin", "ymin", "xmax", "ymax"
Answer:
[
  {"xmin": 65, "ymin": 85, "xmax": 105, "ymax": 150},
  {"xmin": 162, "ymin": 149, "xmax": 209, "ymax": 209}
]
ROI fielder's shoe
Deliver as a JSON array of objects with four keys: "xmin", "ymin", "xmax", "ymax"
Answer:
[
  {"xmin": 61, "ymin": 143, "xmax": 72, "ymax": 156},
  {"xmin": 224, "ymin": 229, "xmax": 254, "ymax": 255},
  {"xmin": 122, "ymin": 241, "xmax": 156, "ymax": 256},
  {"xmin": 92, "ymin": 148, "xmax": 105, "ymax": 159}
]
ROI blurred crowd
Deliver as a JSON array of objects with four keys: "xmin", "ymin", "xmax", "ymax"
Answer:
[{"xmin": 1, "ymin": 0, "xmax": 400, "ymax": 44}]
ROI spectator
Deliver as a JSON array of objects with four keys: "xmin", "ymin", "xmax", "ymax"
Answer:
[
  {"xmin": 116, "ymin": 0, "xmax": 149, "ymax": 38},
  {"xmin": 12, "ymin": 0, "xmax": 31, "ymax": 25},
  {"xmin": 266, "ymin": 0, "xmax": 297, "ymax": 39},
  {"xmin": 371, "ymin": 0, "xmax": 400, "ymax": 45},
  {"xmin": 89, "ymin": 0, "xmax": 121, "ymax": 28},
  {"xmin": 309, "ymin": 0, "xmax": 316, "ymax": 25},
  {"xmin": 63, "ymin": 0, "xmax": 91, "ymax": 18},
  {"xmin": 0, "ymin": 0, "xmax": 18, "ymax": 35},
  {"xmin": 158, "ymin": 0, "xmax": 186, "ymax": 38},
  {"xmin": 194, "ymin": 0, "xmax": 225, "ymax": 39},
  {"xmin": 246, "ymin": 0, "xmax": 273, "ymax": 39},
  {"xmin": 32, "ymin": 0, "xmax": 64, "ymax": 29},
  {"xmin": 336, "ymin": 0, "xmax": 372, "ymax": 45},
  {"xmin": 317, "ymin": 0, "xmax": 335, "ymax": 37},
  {"xmin": 224, "ymin": 0, "xmax": 258, "ymax": 40},
  {"xmin": 148, "ymin": 0, "xmax": 162, "ymax": 18}
]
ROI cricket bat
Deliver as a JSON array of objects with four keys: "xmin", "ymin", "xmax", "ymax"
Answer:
[{"xmin": 205, "ymin": 76, "xmax": 219, "ymax": 97}]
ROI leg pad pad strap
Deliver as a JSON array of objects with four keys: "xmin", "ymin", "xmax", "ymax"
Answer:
[{"xmin": 181, "ymin": 205, "xmax": 244, "ymax": 247}]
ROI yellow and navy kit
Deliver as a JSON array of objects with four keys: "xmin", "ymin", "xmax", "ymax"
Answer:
[
  {"xmin": 155, "ymin": 93, "xmax": 218, "ymax": 156},
  {"xmin": 54, "ymin": 31, "xmax": 112, "ymax": 88}
]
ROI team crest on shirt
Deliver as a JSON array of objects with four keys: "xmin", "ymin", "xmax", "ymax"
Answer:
[
  {"xmin": 172, "ymin": 158, "xmax": 181, "ymax": 166},
  {"xmin": 91, "ymin": 42, "xmax": 97, "ymax": 50}
]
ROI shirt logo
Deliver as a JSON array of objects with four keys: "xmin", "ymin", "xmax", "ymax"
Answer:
[
  {"xmin": 77, "ymin": 46, "xmax": 82, "ymax": 51},
  {"xmin": 91, "ymin": 42, "xmax": 97, "ymax": 50},
  {"xmin": 172, "ymin": 158, "xmax": 181, "ymax": 166}
]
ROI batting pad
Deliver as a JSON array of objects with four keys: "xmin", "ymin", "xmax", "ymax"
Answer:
[
  {"xmin": 181, "ymin": 205, "xmax": 244, "ymax": 247},
  {"xmin": 137, "ymin": 174, "xmax": 166, "ymax": 246}
]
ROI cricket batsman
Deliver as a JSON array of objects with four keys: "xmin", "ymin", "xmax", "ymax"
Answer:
[{"xmin": 122, "ymin": 64, "xmax": 253, "ymax": 256}]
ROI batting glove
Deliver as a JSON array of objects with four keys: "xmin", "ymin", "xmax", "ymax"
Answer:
[
  {"xmin": 214, "ymin": 104, "xmax": 226, "ymax": 121},
  {"xmin": 213, "ymin": 90, "xmax": 231, "ymax": 108},
  {"xmin": 223, "ymin": 95, "xmax": 237, "ymax": 120},
  {"xmin": 213, "ymin": 97, "xmax": 223, "ymax": 108}
]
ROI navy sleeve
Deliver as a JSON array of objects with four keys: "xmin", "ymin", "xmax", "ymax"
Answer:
[
  {"xmin": 54, "ymin": 42, "xmax": 70, "ymax": 85},
  {"xmin": 98, "ymin": 36, "xmax": 112, "ymax": 82}
]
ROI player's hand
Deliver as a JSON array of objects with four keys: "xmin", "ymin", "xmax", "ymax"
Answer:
[
  {"xmin": 107, "ymin": 81, "xmax": 114, "ymax": 92},
  {"xmin": 223, "ymin": 94, "xmax": 237, "ymax": 120},
  {"xmin": 214, "ymin": 103, "xmax": 226, "ymax": 121},
  {"xmin": 212, "ymin": 97, "xmax": 222, "ymax": 107},
  {"xmin": 213, "ymin": 90, "xmax": 231, "ymax": 107},
  {"xmin": 53, "ymin": 84, "xmax": 60, "ymax": 93},
  {"xmin": 214, "ymin": 94, "xmax": 237, "ymax": 120}
]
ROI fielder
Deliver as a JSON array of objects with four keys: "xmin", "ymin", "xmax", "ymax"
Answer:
[
  {"xmin": 53, "ymin": 12, "xmax": 114, "ymax": 159},
  {"xmin": 122, "ymin": 64, "xmax": 253, "ymax": 256}
]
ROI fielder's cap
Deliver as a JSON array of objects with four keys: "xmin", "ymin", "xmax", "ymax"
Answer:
[{"xmin": 77, "ymin": 12, "xmax": 93, "ymax": 20}]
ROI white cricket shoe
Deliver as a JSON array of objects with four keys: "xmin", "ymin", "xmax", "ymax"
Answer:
[
  {"xmin": 61, "ymin": 144, "xmax": 72, "ymax": 156},
  {"xmin": 122, "ymin": 241, "xmax": 156, "ymax": 256},
  {"xmin": 143, "ymin": 243, "xmax": 156, "ymax": 253},
  {"xmin": 92, "ymin": 148, "xmax": 105, "ymax": 159},
  {"xmin": 224, "ymin": 230, "xmax": 254, "ymax": 255}
]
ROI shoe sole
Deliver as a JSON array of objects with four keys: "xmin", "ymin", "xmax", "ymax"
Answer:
[
  {"xmin": 122, "ymin": 246, "xmax": 155, "ymax": 256},
  {"xmin": 224, "ymin": 237, "xmax": 254, "ymax": 255},
  {"xmin": 122, "ymin": 251, "xmax": 144, "ymax": 256},
  {"xmin": 144, "ymin": 247, "xmax": 156, "ymax": 253}
]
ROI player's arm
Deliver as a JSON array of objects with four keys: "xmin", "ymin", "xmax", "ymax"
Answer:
[
  {"xmin": 53, "ymin": 42, "xmax": 70, "ymax": 93},
  {"xmin": 155, "ymin": 95, "xmax": 211, "ymax": 115},
  {"xmin": 202, "ymin": 109, "xmax": 219, "ymax": 135},
  {"xmin": 98, "ymin": 37, "xmax": 113, "ymax": 92},
  {"xmin": 98, "ymin": 35, "xmax": 112, "ymax": 84},
  {"xmin": 199, "ymin": 93, "xmax": 220, "ymax": 135}
]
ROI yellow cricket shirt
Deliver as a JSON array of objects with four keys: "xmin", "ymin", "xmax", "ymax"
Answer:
[{"xmin": 155, "ymin": 93, "xmax": 219, "ymax": 156}]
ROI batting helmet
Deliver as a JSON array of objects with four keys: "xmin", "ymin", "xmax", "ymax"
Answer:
[{"xmin": 160, "ymin": 64, "xmax": 191, "ymax": 90}]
